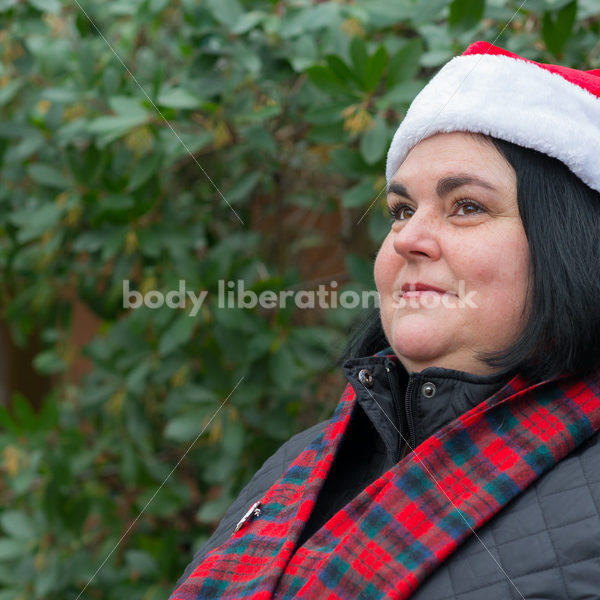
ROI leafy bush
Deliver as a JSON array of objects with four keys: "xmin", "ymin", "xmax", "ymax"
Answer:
[{"xmin": 0, "ymin": 0, "xmax": 598, "ymax": 597}]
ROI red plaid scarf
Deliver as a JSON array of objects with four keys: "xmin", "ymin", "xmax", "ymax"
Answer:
[{"xmin": 172, "ymin": 359, "xmax": 600, "ymax": 599}]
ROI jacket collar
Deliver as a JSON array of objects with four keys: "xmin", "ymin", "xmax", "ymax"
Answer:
[{"xmin": 343, "ymin": 349, "xmax": 510, "ymax": 460}]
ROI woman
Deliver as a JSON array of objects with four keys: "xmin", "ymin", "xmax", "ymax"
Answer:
[{"xmin": 171, "ymin": 42, "xmax": 600, "ymax": 599}]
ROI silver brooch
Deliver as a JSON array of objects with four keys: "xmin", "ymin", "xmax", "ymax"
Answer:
[{"xmin": 233, "ymin": 501, "xmax": 262, "ymax": 533}]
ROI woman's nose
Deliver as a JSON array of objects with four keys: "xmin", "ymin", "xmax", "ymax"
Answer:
[{"xmin": 392, "ymin": 210, "xmax": 442, "ymax": 261}]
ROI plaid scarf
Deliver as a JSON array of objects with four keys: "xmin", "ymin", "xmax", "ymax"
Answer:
[{"xmin": 172, "ymin": 358, "xmax": 600, "ymax": 599}]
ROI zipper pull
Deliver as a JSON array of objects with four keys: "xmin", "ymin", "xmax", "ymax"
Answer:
[{"xmin": 233, "ymin": 501, "xmax": 262, "ymax": 534}]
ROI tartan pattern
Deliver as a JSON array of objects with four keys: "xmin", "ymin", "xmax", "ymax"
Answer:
[{"xmin": 172, "ymin": 357, "xmax": 600, "ymax": 600}]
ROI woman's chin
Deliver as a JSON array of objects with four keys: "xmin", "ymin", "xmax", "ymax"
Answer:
[
  {"xmin": 387, "ymin": 318, "xmax": 455, "ymax": 369},
  {"xmin": 392, "ymin": 345, "xmax": 447, "ymax": 370}
]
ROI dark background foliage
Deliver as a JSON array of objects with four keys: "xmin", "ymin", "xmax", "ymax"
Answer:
[{"xmin": 0, "ymin": 0, "xmax": 598, "ymax": 597}]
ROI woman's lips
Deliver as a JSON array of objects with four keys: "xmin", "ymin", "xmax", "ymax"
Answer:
[{"xmin": 401, "ymin": 282, "xmax": 456, "ymax": 296}]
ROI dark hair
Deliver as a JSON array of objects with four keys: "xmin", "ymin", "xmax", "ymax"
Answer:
[{"xmin": 338, "ymin": 135, "xmax": 600, "ymax": 382}]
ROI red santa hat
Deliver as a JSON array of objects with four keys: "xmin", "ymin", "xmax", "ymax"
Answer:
[{"xmin": 386, "ymin": 41, "xmax": 600, "ymax": 193}]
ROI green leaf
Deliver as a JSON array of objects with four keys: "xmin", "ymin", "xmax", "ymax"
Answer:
[
  {"xmin": 231, "ymin": 10, "xmax": 265, "ymax": 34},
  {"xmin": 239, "ymin": 125, "xmax": 277, "ymax": 154},
  {"xmin": 288, "ymin": 36, "xmax": 318, "ymax": 72},
  {"xmin": 164, "ymin": 130, "xmax": 213, "ymax": 164},
  {"xmin": 365, "ymin": 46, "xmax": 388, "ymax": 92},
  {"xmin": 72, "ymin": 230, "xmax": 109, "ymax": 253},
  {"xmin": 238, "ymin": 102, "xmax": 280, "ymax": 123},
  {"xmin": 1, "ymin": 511, "xmax": 35, "ymax": 540},
  {"xmin": 164, "ymin": 411, "xmax": 206, "ymax": 442},
  {"xmin": 33, "ymin": 350, "xmax": 67, "ymax": 374},
  {"xmin": 101, "ymin": 227, "xmax": 127, "ymax": 261},
  {"xmin": 232, "ymin": 43, "xmax": 262, "ymax": 75},
  {"xmin": 308, "ymin": 122, "xmax": 345, "ymax": 144},
  {"xmin": 350, "ymin": 36, "xmax": 369, "ymax": 88},
  {"xmin": 578, "ymin": 0, "xmax": 600, "ymax": 18},
  {"xmin": 247, "ymin": 329, "xmax": 277, "ymax": 358},
  {"xmin": 379, "ymin": 80, "xmax": 427, "ymax": 109},
  {"xmin": 79, "ymin": 42, "xmax": 95, "ymax": 86},
  {"xmin": 27, "ymin": 0, "xmax": 61, "ymax": 13},
  {"xmin": 93, "ymin": 194, "xmax": 135, "ymax": 220},
  {"xmin": 387, "ymin": 39, "xmax": 424, "ymax": 89},
  {"xmin": 182, "ymin": 385, "xmax": 219, "ymax": 405},
  {"xmin": 325, "ymin": 55, "xmax": 362, "ymax": 88},
  {"xmin": 12, "ymin": 394, "xmax": 36, "ymax": 431},
  {"xmin": 342, "ymin": 180, "xmax": 376, "ymax": 208},
  {"xmin": 10, "ymin": 203, "xmax": 63, "ymax": 243},
  {"xmin": 449, "ymin": 0, "xmax": 485, "ymax": 30},
  {"xmin": 27, "ymin": 163, "xmax": 69, "ymax": 189},
  {"xmin": 149, "ymin": 0, "xmax": 170, "ymax": 13},
  {"xmin": 278, "ymin": 4, "xmax": 341, "ymax": 38},
  {"xmin": 360, "ymin": 116, "xmax": 388, "ymax": 164},
  {"xmin": 157, "ymin": 87, "xmax": 201, "ymax": 109},
  {"xmin": 346, "ymin": 254, "xmax": 374, "ymax": 287},
  {"xmin": 0, "ymin": 121, "xmax": 34, "ymax": 138},
  {"xmin": 226, "ymin": 172, "xmax": 261, "ymax": 204},
  {"xmin": 108, "ymin": 1, "xmax": 145, "ymax": 15},
  {"xmin": 87, "ymin": 114, "xmax": 149, "ymax": 144},
  {"xmin": 42, "ymin": 87, "xmax": 79, "ymax": 103},
  {"xmin": 127, "ymin": 148, "xmax": 163, "ymax": 191},
  {"xmin": 102, "ymin": 66, "xmax": 121, "ymax": 96},
  {"xmin": 0, "ymin": 405, "xmax": 18, "ymax": 434},
  {"xmin": 543, "ymin": 0, "xmax": 578, "ymax": 9},
  {"xmin": 542, "ymin": 1, "xmax": 577, "ymax": 56},
  {"xmin": 306, "ymin": 65, "xmax": 354, "ymax": 98},
  {"xmin": 213, "ymin": 305, "xmax": 256, "ymax": 333},
  {"xmin": 125, "ymin": 550, "xmax": 159, "ymax": 577},
  {"xmin": 87, "ymin": 96, "xmax": 150, "ymax": 144},
  {"xmin": 108, "ymin": 96, "xmax": 148, "ymax": 118},
  {"xmin": 0, "ymin": 538, "xmax": 26, "ymax": 560},
  {"xmin": 0, "ymin": 80, "xmax": 23, "ymax": 107},
  {"xmin": 269, "ymin": 346, "xmax": 298, "ymax": 390},
  {"xmin": 203, "ymin": 454, "xmax": 238, "ymax": 485},
  {"xmin": 125, "ymin": 361, "xmax": 153, "ymax": 394},
  {"xmin": 158, "ymin": 314, "xmax": 195, "ymax": 356},
  {"xmin": 304, "ymin": 103, "xmax": 349, "ymax": 125},
  {"xmin": 34, "ymin": 556, "xmax": 61, "ymax": 598},
  {"xmin": 414, "ymin": 0, "xmax": 453, "ymax": 22},
  {"xmin": 290, "ymin": 326, "xmax": 338, "ymax": 348},
  {"xmin": 222, "ymin": 420, "xmax": 244, "ymax": 458},
  {"xmin": 355, "ymin": 0, "xmax": 415, "ymax": 21},
  {"xmin": 0, "ymin": 0, "xmax": 18, "ymax": 13},
  {"xmin": 196, "ymin": 496, "xmax": 231, "ymax": 524},
  {"xmin": 329, "ymin": 148, "xmax": 371, "ymax": 178},
  {"xmin": 135, "ymin": 481, "xmax": 189, "ymax": 516},
  {"xmin": 205, "ymin": 0, "xmax": 243, "ymax": 27}
]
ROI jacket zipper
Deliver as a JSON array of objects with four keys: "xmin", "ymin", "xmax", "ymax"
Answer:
[
  {"xmin": 386, "ymin": 363, "xmax": 409, "ymax": 462},
  {"xmin": 404, "ymin": 374, "xmax": 418, "ymax": 456}
]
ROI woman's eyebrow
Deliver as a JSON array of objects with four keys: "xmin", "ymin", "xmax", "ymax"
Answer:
[
  {"xmin": 436, "ymin": 175, "xmax": 496, "ymax": 197},
  {"xmin": 386, "ymin": 182, "xmax": 412, "ymax": 200},
  {"xmin": 387, "ymin": 175, "xmax": 496, "ymax": 201}
]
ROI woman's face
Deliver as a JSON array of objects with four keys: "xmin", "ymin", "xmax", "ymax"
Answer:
[{"xmin": 374, "ymin": 132, "xmax": 530, "ymax": 375}]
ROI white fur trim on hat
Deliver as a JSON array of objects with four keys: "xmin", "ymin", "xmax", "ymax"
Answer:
[{"xmin": 385, "ymin": 53, "xmax": 600, "ymax": 193}]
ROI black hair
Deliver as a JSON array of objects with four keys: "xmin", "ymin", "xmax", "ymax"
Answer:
[{"xmin": 337, "ymin": 135, "xmax": 600, "ymax": 382}]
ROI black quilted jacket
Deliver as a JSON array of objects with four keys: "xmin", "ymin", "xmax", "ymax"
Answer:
[{"xmin": 173, "ymin": 356, "xmax": 600, "ymax": 599}]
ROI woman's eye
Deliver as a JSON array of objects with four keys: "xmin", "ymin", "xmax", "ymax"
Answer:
[
  {"xmin": 454, "ymin": 200, "xmax": 485, "ymax": 216},
  {"xmin": 388, "ymin": 203, "xmax": 414, "ymax": 221}
]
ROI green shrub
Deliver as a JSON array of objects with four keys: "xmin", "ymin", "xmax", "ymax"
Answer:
[{"xmin": 0, "ymin": 0, "xmax": 597, "ymax": 597}]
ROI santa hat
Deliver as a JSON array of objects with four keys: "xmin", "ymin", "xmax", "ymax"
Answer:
[{"xmin": 386, "ymin": 41, "xmax": 600, "ymax": 193}]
